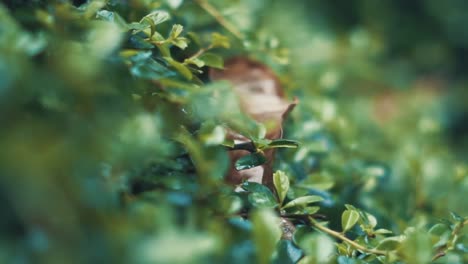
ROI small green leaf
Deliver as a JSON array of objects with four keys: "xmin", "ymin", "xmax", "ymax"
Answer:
[
  {"xmin": 282, "ymin": 195, "xmax": 323, "ymax": 209},
  {"xmin": 341, "ymin": 210, "xmax": 360, "ymax": 233},
  {"xmin": 199, "ymin": 124, "xmax": 226, "ymax": 146},
  {"xmin": 184, "ymin": 58, "xmax": 205, "ymax": 68},
  {"xmin": 235, "ymin": 152, "xmax": 267, "ymax": 170},
  {"xmin": 273, "ymin": 170, "xmax": 289, "ymax": 204},
  {"xmin": 375, "ymin": 237, "xmax": 402, "ymax": 251},
  {"xmin": 266, "ymin": 139, "xmax": 300, "ymax": 149},
  {"xmin": 170, "ymin": 24, "xmax": 184, "ymax": 39},
  {"xmin": 428, "ymin": 223, "xmax": 450, "ymax": 236},
  {"xmin": 127, "ymin": 22, "xmax": 148, "ymax": 31},
  {"xmin": 141, "ymin": 10, "xmax": 170, "ymax": 26},
  {"xmin": 172, "ymin": 37, "xmax": 189, "ymax": 50},
  {"xmin": 360, "ymin": 212, "xmax": 378, "ymax": 229},
  {"xmin": 374, "ymin": 228, "xmax": 393, "ymax": 235},
  {"xmin": 344, "ymin": 204, "xmax": 357, "ymax": 211},
  {"xmin": 289, "ymin": 206, "xmax": 320, "ymax": 215},
  {"xmin": 199, "ymin": 53, "xmax": 224, "ymax": 69},
  {"xmin": 211, "ymin": 32, "xmax": 230, "ymax": 48},
  {"xmin": 297, "ymin": 181, "xmax": 334, "ymax": 191}
]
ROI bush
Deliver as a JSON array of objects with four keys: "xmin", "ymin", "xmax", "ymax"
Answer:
[{"xmin": 0, "ymin": 1, "xmax": 466, "ymax": 263}]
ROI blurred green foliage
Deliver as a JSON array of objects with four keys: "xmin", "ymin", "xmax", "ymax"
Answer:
[{"xmin": 0, "ymin": 0, "xmax": 467, "ymax": 263}]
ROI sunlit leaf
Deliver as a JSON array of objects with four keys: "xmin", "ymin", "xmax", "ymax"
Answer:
[
  {"xmin": 211, "ymin": 32, "xmax": 230, "ymax": 48},
  {"xmin": 170, "ymin": 24, "xmax": 184, "ymax": 39},
  {"xmin": 199, "ymin": 53, "xmax": 224, "ymax": 69},
  {"xmin": 341, "ymin": 210, "xmax": 360, "ymax": 233},
  {"xmin": 141, "ymin": 10, "xmax": 170, "ymax": 26},
  {"xmin": 375, "ymin": 237, "xmax": 402, "ymax": 251},
  {"xmin": 282, "ymin": 196, "xmax": 323, "ymax": 209},
  {"xmin": 266, "ymin": 139, "xmax": 300, "ymax": 149},
  {"xmin": 273, "ymin": 170, "xmax": 289, "ymax": 204}
]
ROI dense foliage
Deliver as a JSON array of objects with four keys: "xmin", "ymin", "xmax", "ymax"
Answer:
[{"xmin": 0, "ymin": 1, "xmax": 467, "ymax": 263}]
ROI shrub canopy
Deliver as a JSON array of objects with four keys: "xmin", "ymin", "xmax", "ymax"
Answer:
[{"xmin": 0, "ymin": 1, "xmax": 467, "ymax": 263}]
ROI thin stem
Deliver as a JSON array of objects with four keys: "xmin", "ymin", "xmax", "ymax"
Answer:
[
  {"xmin": 195, "ymin": 0, "xmax": 244, "ymax": 39},
  {"xmin": 185, "ymin": 44, "xmax": 214, "ymax": 63},
  {"xmin": 431, "ymin": 252, "xmax": 445, "ymax": 262},
  {"xmin": 308, "ymin": 217, "xmax": 388, "ymax": 256}
]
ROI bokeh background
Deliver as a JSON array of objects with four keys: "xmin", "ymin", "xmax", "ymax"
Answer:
[{"xmin": 0, "ymin": 0, "xmax": 467, "ymax": 263}]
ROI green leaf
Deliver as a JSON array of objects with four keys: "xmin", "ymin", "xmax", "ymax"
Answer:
[
  {"xmin": 248, "ymin": 191, "xmax": 277, "ymax": 208},
  {"xmin": 235, "ymin": 152, "xmax": 267, "ymax": 170},
  {"xmin": 241, "ymin": 181, "xmax": 271, "ymax": 193},
  {"xmin": 341, "ymin": 210, "xmax": 360, "ymax": 233},
  {"xmin": 198, "ymin": 124, "xmax": 226, "ymax": 146},
  {"xmin": 241, "ymin": 182, "xmax": 277, "ymax": 208},
  {"xmin": 289, "ymin": 206, "xmax": 320, "ymax": 215},
  {"xmin": 344, "ymin": 204, "xmax": 358, "ymax": 211},
  {"xmin": 252, "ymin": 209, "xmax": 282, "ymax": 264},
  {"xmin": 211, "ymin": 32, "xmax": 230, "ymax": 48},
  {"xmin": 172, "ymin": 37, "xmax": 189, "ymax": 50},
  {"xmin": 170, "ymin": 24, "xmax": 184, "ymax": 39},
  {"xmin": 297, "ymin": 181, "xmax": 334, "ymax": 191},
  {"xmin": 374, "ymin": 228, "xmax": 393, "ymax": 235},
  {"xmin": 282, "ymin": 195, "xmax": 323, "ymax": 209},
  {"xmin": 127, "ymin": 22, "xmax": 149, "ymax": 31},
  {"xmin": 360, "ymin": 212, "xmax": 377, "ymax": 229},
  {"xmin": 428, "ymin": 223, "xmax": 450, "ymax": 236},
  {"xmin": 266, "ymin": 139, "xmax": 300, "ymax": 149},
  {"xmin": 164, "ymin": 57, "xmax": 193, "ymax": 80},
  {"xmin": 375, "ymin": 237, "xmax": 402, "ymax": 251},
  {"xmin": 141, "ymin": 10, "xmax": 170, "ymax": 26},
  {"xmin": 184, "ymin": 58, "xmax": 205, "ymax": 68},
  {"xmin": 273, "ymin": 170, "xmax": 289, "ymax": 204},
  {"xmin": 199, "ymin": 53, "xmax": 224, "ymax": 69}
]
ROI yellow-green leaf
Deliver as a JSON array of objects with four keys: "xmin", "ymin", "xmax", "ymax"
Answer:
[
  {"xmin": 199, "ymin": 53, "xmax": 224, "ymax": 69},
  {"xmin": 273, "ymin": 170, "xmax": 289, "ymax": 204},
  {"xmin": 341, "ymin": 210, "xmax": 360, "ymax": 233},
  {"xmin": 282, "ymin": 195, "xmax": 323, "ymax": 209}
]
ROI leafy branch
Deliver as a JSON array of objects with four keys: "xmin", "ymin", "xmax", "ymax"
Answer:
[
  {"xmin": 432, "ymin": 218, "xmax": 468, "ymax": 261},
  {"xmin": 307, "ymin": 216, "xmax": 388, "ymax": 256}
]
